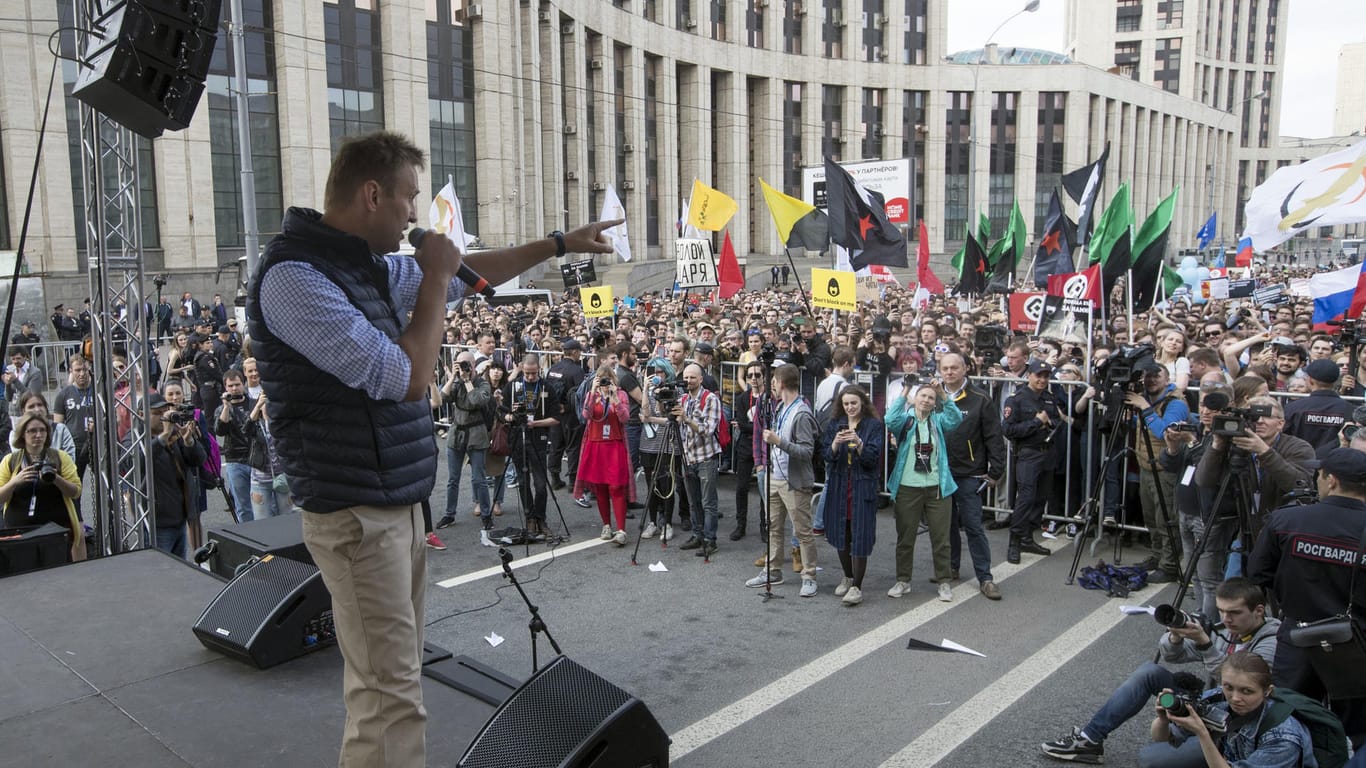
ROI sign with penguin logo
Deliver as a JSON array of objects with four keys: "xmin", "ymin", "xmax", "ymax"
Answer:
[
  {"xmin": 581, "ymin": 285, "xmax": 615, "ymax": 318},
  {"xmin": 811, "ymin": 267, "xmax": 856, "ymax": 311}
]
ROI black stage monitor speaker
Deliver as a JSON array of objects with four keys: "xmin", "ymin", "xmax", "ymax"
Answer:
[
  {"xmin": 0, "ymin": 522, "xmax": 72, "ymax": 577},
  {"xmin": 206, "ymin": 512, "xmax": 312, "ymax": 579},
  {"xmin": 458, "ymin": 655, "xmax": 670, "ymax": 768},
  {"xmin": 72, "ymin": 0, "xmax": 223, "ymax": 138},
  {"xmin": 192, "ymin": 555, "xmax": 335, "ymax": 669}
]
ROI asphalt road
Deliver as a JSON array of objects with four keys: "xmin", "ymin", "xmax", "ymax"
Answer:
[{"xmin": 195, "ymin": 454, "xmax": 1198, "ymax": 768}]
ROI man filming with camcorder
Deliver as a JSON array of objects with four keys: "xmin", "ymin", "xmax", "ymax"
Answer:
[
  {"xmin": 1124, "ymin": 362, "xmax": 1190, "ymax": 584},
  {"xmin": 1040, "ymin": 578, "xmax": 1279, "ymax": 764},
  {"xmin": 1194, "ymin": 395, "xmax": 1314, "ymax": 546}
]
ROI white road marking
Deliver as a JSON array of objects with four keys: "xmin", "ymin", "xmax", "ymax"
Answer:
[
  {"xmin": 436, "ymin": 537, "xmax": 609, "ymax": 588},
  {"xmin": 668, "ymin": 545, "xmax": 1069, "ymax": 761},
  {"xmin": 878, "ymin": 595, "xmax": 1130, "ymax": 768}
]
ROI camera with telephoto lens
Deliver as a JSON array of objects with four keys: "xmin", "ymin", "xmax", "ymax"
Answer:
[
  {"xmin": 759, "ymin": 342, "xmax": 778, "ymax": 368},
  {"xmin": 38, "ymin": 459, "xmax": 58, "ymax": 484},
  {"xmin": 1201, "ymin": 391, "xmax": 1274, "ymax": 437},
  {"xmin": 597, "ymin": 377, "xmax": 613, "ymax": 388},
  {"xmin": 1093, "ymin": 343, "xmax": 1157, "ymax": 391},
  {"xmin": 1154, "ymin": 604, "xmax": 1212, "ymax": 633},
  {"xmin": 902, "ymin": 372, "xmax": 920, "ymax": 389}
]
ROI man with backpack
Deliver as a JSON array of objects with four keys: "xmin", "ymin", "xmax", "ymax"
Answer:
[
  {"xmin": 1039, "ymin": 578, "xmax": 1280, "ymax": 764},
  {"xmin": 674, "ymin": 363, "xmax": 723, "ymax": 558}
]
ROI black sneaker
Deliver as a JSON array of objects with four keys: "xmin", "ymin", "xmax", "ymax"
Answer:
[
  {"xmin": 435, "ymin": 514, "xmax": 457, "ymax": 530},
  {"xmin": 678, "ymin": 536, "xmax": 702, "ymax": 550},
  {"xmin": 1148, "ymin": 570, "xmax": 1179, "ymax": 584},
  {"xmin": 1040, "ymin": 727, "xmax": 1104, "ymax": 764}
]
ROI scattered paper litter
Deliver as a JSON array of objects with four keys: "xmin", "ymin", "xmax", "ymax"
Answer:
[
  {"xmin": 940, "ymin": 639, "xmax": 986, "ymax": 657},
  {"xmin": 1121, "ymin": 605, "xmax": 1157, "ymax": 616},
  {"xmin": 484, "ymin": 632, "xmax": 504, "ymax": 648},
  {"xmin": 648, "ymin": 561, "xmax": 668, "ymax": 572}
]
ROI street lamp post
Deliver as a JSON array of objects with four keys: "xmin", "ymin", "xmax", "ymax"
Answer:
[
  {"xmin": 1214, "ymin": 89, "xmax": 1267, "ymax": 259},
  {"xmin": 967, "ymin": 0, "xmax": 1039, "ymax": 234}
]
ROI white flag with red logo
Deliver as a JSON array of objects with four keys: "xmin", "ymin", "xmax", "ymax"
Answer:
[{"xmin": 1046, "ymin": 263, "xmax": 1102, "ymax": 307}]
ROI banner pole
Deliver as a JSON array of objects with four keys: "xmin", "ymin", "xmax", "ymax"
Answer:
[{"xmin": 785, "ymin": 248, "xmax": 817, "ymax": 318}]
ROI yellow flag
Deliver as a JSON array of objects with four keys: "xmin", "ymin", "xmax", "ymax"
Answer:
[
  {"xmin": 811, "ymin": 268, "xmax": 856, "ymax": 311},
  {"xmin": 759, "ymin": 177, "xmax": 815, "ymax": 244},
  {"xmin": 581, "ymin": 286, "xmax": 615, "ymax": 318},
  {"xmin": 686, "ymin": 179, "xmax": 738, "ymax": 232}
]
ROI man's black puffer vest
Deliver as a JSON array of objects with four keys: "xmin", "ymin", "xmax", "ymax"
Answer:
[{"xmin": 245, "ymin": 207, "xmax": 436, "ymax": 513}]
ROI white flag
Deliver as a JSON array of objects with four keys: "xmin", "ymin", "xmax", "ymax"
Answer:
[
  {"xmin": 428, "ymin": 181, "xmax": 478, "ymax": 249},
  {"xmin": 599, "ymin": 184, "xmax": 632, "ymax": 262},
  {"xmin": 1242, "ymin": 139, "xmax": 1366, "ymax": 251},
  {"xmin": 833, "ymin": 245, "xmax": 853, "ymax": 272}
]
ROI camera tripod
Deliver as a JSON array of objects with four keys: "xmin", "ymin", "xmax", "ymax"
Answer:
[
  {"xmin": 755, "ymin": 388, "xmax": 783, "ymax": 601},
  {"xmin": 630, "ymin": 406, "xmax": 680, "ymax": 565},
  {"xmin": 1166, "ymin": 441, "xmax": 1257, "ymax": 613},
  {"xmin": 507, "ymin": 394, "xmax": 571, "ymax": 555},
  {"xmin": 1066, "ymin": 395, "xmax": 1179, "ymax": 583}
]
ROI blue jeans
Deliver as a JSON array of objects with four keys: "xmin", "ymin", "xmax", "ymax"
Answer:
[
  {"xmin": 156, "ymin": 525, "xmax": 186, "ymax": 558},
  {"xmin": 446, "ymin": 444, "xmax": 492, "ymax": 520},
  {"xmin": 1137, "ymin": 735, "xmax": 1206, "ymax": 768},
  {"xmin": 250, "ymin": 474, "xmax": 292, "ymax": 519},
  {"xmin": 812, "ymin": 487, "xmax": 826, "ymax": 532},
  {"xmin": 1083, "ymin": 662, "xmax": 1177, "ymax": 742},
  {"xmin": 950, "ymin": 477, "xmax": 994, "ymax": 584},
  {"xmin": 683, "ymin": 455, "xmax": 720, "ymax": 543},
  {"xmin": 223, "ymin": 462, "xmax": 253, "ymax": 522}
]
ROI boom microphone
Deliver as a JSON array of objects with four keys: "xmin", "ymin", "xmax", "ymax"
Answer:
[{"xmin": 406, "ymin": 227, "xmax": 496, "ymax": 298}]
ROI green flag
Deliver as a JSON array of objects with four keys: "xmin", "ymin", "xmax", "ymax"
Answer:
[
  {"xmin": 1088, "ymin": 182, "xmax": 1133, "ymax": 269},
  {"xmin": 1132, "ymin": 187, "xmax": 1181, "ymax": 310}
]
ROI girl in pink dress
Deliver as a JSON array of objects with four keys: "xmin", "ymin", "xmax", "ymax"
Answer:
[{"xmin": 574, "ymin": 365, "xmax": 635, "ymax": 545}]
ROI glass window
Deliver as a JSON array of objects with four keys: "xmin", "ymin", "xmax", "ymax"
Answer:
[
  {"xmin": 902, "ymin": 90, "xmax": 926, "ymax": 223},
  {"xmin": 822, "ymin": 85, "xmax": 844, "ymax": 160},
  {"xmin": 428, "ymin": 0, "xmax": 477, "ymax": 234},
  {"xmin": 822, "ymin": 0, "xmax": 843, "ymax": 58},
  {"xmin": 1035, "ymin": 92, "xmax": 1066, "ymax": 232},
  {"xmin": 861, "ymin": 88, "xmax": 883, "ymax": 159},
  {"xmin": 747, "ymin": 0, "xmax": 764, "ymax": 48},
  {"xmin": 326, "ymin": 0, "xmax": 386, "ymax": 154},
  {"xmin": 861, "ymin": 0, "xmax": 885, "ymax": 62},
  {"xmin": 645, "ymin": 56, "xmax": 660, "ymax": 244},
  {"xmin": 783, "ymin": 82, "xmax": 803, "ymax": 193},
  {"xmin": 1155, "ymin": 37, "xmax": 1182, "ymax": 93},
  {"xmin": 784, "ymin": 0, "xmax": 803, "ymax": 55},
  {"xmin": 944, "ymin": 91, "xmax": 970, "ymax": 237},
  {"xmin": 988, "ymin": 92, "xmax": 1018, "ymax": 224},
  {"xmin": 903, "ymin": 0, "xmax": 927, "ymax": 65},
  {"xmin": 1115, "ymin": 0, "xmax": 1141, "ymax": 32}
]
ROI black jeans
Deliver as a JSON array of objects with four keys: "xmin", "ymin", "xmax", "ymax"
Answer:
[
  {"xmin": 513, "ymin": 430, "xmax": 550, "ymax": 523},
  {"xmin": 549, "ymin": 422, "xmax": 582, "ymax": 481},
  {"xmin": 733, "ymin": 441, "xmax": 756, "ymax": 525}
]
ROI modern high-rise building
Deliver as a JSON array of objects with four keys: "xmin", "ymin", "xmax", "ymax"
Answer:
[
  {"xmin": 1335, "ymin": 42, "xmax": 1366, "ymax": 138},
  {"xmin": 0, "ymin": 0, "xmax": 1317, "ymax": 298}
]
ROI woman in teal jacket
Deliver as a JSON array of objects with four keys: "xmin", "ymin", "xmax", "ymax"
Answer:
[{"xmin": 884, "ymin": 381, "xmax": 962, "ymax": 601}]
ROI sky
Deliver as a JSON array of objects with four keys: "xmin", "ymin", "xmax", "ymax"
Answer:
[{"xmin": 947, "ymin": 0, "xmax": 1362, "ymax": 139}]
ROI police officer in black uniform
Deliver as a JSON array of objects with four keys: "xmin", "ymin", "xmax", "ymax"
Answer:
[
  {"xmin": 1249, "ymin": 446, "xmax": 1366, "ymax": 749},
  {"xmin": 1001, "ymin": 359, "xmax": 1062, "ymax": 564},
  {"xmin": 546, "ymin": 339, "xmax": 588, "ymax": 489},
  {"xmin": 1283, "ymin": 358, "xmax": 1355, "ymax": 454}
]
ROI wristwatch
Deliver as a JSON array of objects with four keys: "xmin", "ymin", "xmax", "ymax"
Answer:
[{"xmin": 548, "ymin": 230, "xmax": 566, "ymax": 258}]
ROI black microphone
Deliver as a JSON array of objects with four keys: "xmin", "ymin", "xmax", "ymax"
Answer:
[{"xmin": 407, "ymin": 227, "xmax": 496, "ymax": 298}]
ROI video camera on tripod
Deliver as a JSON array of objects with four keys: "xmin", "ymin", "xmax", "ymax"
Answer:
[
  {"xmin": 1200, "ymin": 391, "xmax": 1273, "ymax": 438},
  {"xmin": 1093, "ymin": 343, "xmax": 1157, "ymax": 394},
  {"xmin": 975, "ymin": 324, "xmax": 1009, "ymax": 366}
]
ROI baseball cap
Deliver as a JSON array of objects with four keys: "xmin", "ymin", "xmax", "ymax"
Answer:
[
  {"xmin": 1025, "ymin": 359, "xmax": 1054, "ymax": 375},
  {"xmin": 695, "ymin": 342, "xmax": 716, "ymax": 355},
  {"xmin": 561, "ymin": 338, "xmax": 582, "ymax": 351},
  {"xmin": 1305, "ymin": 358, "xmax": 1341, "ymax": 384},
  {"xmin": 217, "ymin": 324, "xmax": 231, "ymax": 334},
  {"xmin": 696, "ymin": 321, "xmax": 715, "ymax": 331},
  {"xmin": 145, "ymin": 393, "xmax": 169, "ymax": 410},
  {"xmin": 1306, "ymin": 447, "xmax": 1366, "ymax": 483}
]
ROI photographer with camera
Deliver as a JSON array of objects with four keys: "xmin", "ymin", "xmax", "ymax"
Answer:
[
  {"xmin": 1140, "ymin": 652, "xmax": 1318, "ymax": 768},
  {"xmin": 500, "ymin": 354, "xmax": 562, "ymax": 537},
  {"xmin": 675, "ymin": 363, "xmax": 724, "ymax": 558},
  {"xmin": 576, "ymin": 365, "xmax": 633, "ymax": 545},
  {"xmin": 137, "ymin": 394, "xmax": 206, "ymax": 558},
  {"xmin": 0, "ymin": 412, "xmax": 84, "ymax": 562},
  {"xmin": 437, "ymin": 351, "xmax": 494, "ymax": 534},
  {"xmin": 1194, "ymin": 396, "xmax": 1314, "ymax": 546},
  {"xmin": 213, "ymin": 370, "xmax": 256, "ymax": 523},
  {"xmin": 1040, "ymin": 579, "xmax": 1280, "ymax": 764},
  {"xmin": 546, "ymin": 339, "xmax": 588, "ymax": 491},
  {"xmin": 1124, "ymin": 362, "xmax": 1191, "ymax": 583}
]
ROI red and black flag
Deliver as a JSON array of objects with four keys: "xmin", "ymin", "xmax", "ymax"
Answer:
[
  {"xmin": 1033, "ymin": 188, "xmax": 1076, "ymax": 287},
  {"xmin": 957, "ymin": 233, "xmax": 988, "ymax": 295},
  {"xmin": 825, "ymin": 157, "xmax": 907, "ymax": 270}
]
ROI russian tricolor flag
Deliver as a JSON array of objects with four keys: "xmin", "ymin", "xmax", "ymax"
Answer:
[
  {"xmin": 1310, "ymin": 262, "xmax": 1366, "ymax": 331},
  {"xmin": 1235, "ymin": 237, "xmax": 1254, "ymax": 268}
]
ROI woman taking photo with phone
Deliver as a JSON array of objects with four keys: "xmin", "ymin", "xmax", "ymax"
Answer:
[
  {"xmin": 821, "ymin": 385, "xmax": 883, "ymax": 605},
  {"xmin": 574, "ymin": 365, "xmax": 633, "ymax": 545}
]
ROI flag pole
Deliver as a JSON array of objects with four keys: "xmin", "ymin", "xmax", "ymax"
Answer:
[
  {"xmin": 1022, "ymin": 249, "xmax": 1039, "ymax": 289},
  {"xmin": 785, "ymin": 248, "xmax": 817, "ymax": 319},
  {"xmin": 1125, "ymin": 269, "xmax": 1135, "ymax": 333}
]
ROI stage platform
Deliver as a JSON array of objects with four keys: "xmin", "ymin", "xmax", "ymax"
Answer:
[{"xmin": 0, "ymin": 549, "xmax": 500, "ymax": 767}]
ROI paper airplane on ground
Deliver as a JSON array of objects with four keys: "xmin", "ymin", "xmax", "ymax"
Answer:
[
  {"xmin": 906, "ymin": 637, "xmax": 986, "ymax": 657},
  {"xmin": 648, "ymin": 561, "xmax": 668, "ymax": 572},
  {"xmin": 485, "ymin": 632, "xmax": 504, "ymax": 648}
]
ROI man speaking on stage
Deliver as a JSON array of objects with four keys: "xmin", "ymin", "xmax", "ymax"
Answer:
[{"xmin": 247, "ymin": 130, "xmax": 617, "ymax": 767}]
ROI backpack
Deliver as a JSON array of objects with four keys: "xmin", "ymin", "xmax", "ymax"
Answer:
[
  {"xmin": 573, "ymin": 376, "xmax": 594, "ymax": 426},
  {"xmin": 1256, "ymin": 689, "xmax": 1350, "ymax": 768},
  {"xmin": 1077, "ymin": 560, "xmax": 1149, "ymax": 598},
  {"xmin": 698, "ymin": 389, "xmax": 731, "ymax": 450}
]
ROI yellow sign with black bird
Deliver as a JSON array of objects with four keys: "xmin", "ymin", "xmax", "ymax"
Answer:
[
  {"xmin": 811, "ymin": 268, "xmax": 856, "ymax": 311},
  {"xmin": 581, "ymin": 285, "xmax": 615, "ymax": 318}
]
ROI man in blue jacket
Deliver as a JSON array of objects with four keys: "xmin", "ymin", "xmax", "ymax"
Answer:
[{"xmin": 1124, "ymin": 362, "xmax": 1190, "ymax": 583}]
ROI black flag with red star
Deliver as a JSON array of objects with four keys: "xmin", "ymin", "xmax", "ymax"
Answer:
[
  {"xmin": 825, "ymin": 157, "xmax": 907, "ymax": 270},
  {"xmin": 1033, "ymin": 188, "xmax": 1076, "ymax": 287},
  {"xmin": 958, "ymin": 232, "xmax": 987, "ymax": 295}
]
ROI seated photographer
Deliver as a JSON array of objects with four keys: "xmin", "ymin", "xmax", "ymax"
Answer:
[
  {"xmin": 1194, "ymin": 395, "xmax": 1314, "ymax": 543},
  {"xmin": 0, "ymin": 412, "xmax": 84, "ymax": 562},
  {"xmin": 1139, "ymin": 652, "xmax": 1316, "ymax": 768},
  {"xmin": 1040, "ymin": 579, "xmax": 1279, "ymax": 765}
]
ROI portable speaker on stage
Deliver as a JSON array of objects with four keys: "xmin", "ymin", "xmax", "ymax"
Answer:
[
  {"xmin": 205, "ymin": 513, "xmax": 312, "ymax": 579},
  {"xmin": 192, "ymin": 555, "xmax": 334, "ymax": 669},
  {"xmin": 458, "ymin": 655, "xmax": 670, "ymax": 768}
]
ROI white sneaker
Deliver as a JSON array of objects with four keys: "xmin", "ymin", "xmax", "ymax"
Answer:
[
  {"xmin": 663, "ymin": 524, "xmax": 674, "ymax": 541},
  {"xmin": 745, "ymin": 570, "xmax": 784, "ymax": 587},
  {"xmin": 479, "ymin": 529, "xmax": 496, "ymax": 547},
  {"xmin": 799, "ymin": 578, "xmax": 818, "ymax": 597},
  {"xmin": 938, "ymin": 582, "xmax": 954, "ymax": 602},
  {"xmin": 842, "ymin": 586, "xmax": 863, "ymax": 605},
  {"xmin": 612, "ymin": 530, "xmax": 627, "ymax": 546},
  {"xmin": 834, "ymin": 577, "xmax": 853, "ymax": 596},
  {"xmin": 887, "ymin": 581, "xmax": 912, "ymax": 598},
  {"xmin": 600, "ymin": 524, "xmax": 613, "ymax": 541},
  {"xmin": 642, "ymin": 522, "xmax": 658, "ymax": 539}
]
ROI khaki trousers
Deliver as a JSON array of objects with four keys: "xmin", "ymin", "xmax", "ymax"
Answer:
[
  {"xmin": 893, "ymin": 485, "xmax": 953, "ymax": 583},
  {"xmin": 302, "ymin": 503, "xmax": 427, "ymax": 768},
  {"xmin": 766, "ymin": 484, "xmax": 816, "ymax": 579}
]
